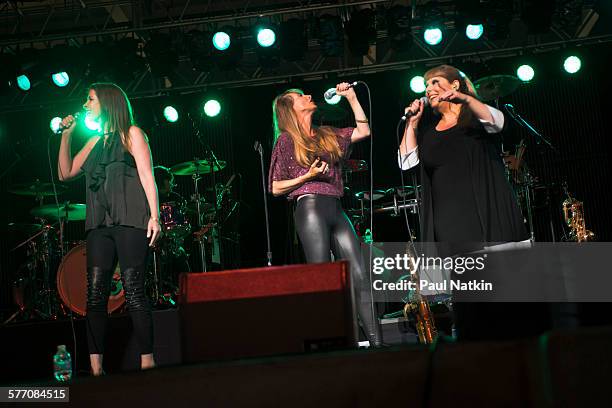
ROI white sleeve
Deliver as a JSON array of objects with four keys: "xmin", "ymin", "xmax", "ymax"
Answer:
[
  {"xmin": 478, "ymin": 105, "xmax": 505, "ymax": 134},
  {"xmin": 398, "ymin": 146, "xmax": 419, "ymax": 170}
]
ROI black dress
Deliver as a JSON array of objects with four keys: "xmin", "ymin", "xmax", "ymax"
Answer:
[{"xmin": 417, "ymin": 114, "xmax": 528, "ymax": 254}]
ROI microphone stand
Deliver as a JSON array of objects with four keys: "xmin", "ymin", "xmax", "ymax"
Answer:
[
  {"xmin": 503, "ymin": 104, "xmax": 556, "ymax": 242},
  {"xmin": 503, "ymin": 104, "xmax": 556, "ymax": 150},
  {"xmin": 188, "ymin": 113, "xmax": 223, "ymax": 270},
  {"xmin": 254, "ymin": 141, "xmax": 272, "ymax": 266}
]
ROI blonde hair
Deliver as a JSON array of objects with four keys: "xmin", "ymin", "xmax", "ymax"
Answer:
[
  {"xmin": 424, "ymin": 65, "xmax": 480, "ymax": 128},
  {"xmin": 272, "ymin": 89, "xmax": 342, "ymax": 167}
]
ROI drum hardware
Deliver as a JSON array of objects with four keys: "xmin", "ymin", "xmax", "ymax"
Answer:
[
  {"xmin": 373, "ymin": 197, "xmax": 419, "ymax": 217},
  {"xmin": 9, "ymin": 180, "xmax": 67, "ymax": 207},
  {"xmin": 30, "ymin": 202, "xmax": 87, "ymax": 221},
  {"xmin": 5, "ymin": 221, "xmax": 63, "ymax": 323},
  {"xmin": 474, "ymin": 75, "xmax": 520, "ymax": 102},
  {"xmin": 170, "ymin": 147, "xmax": 228, "ymax": 271}
]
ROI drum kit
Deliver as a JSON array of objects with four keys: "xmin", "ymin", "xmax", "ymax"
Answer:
[{"xmin": 4, "ymin": 154, "xmax": 237, "ymax": 324}]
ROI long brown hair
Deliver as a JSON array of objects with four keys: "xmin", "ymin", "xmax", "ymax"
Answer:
[
  {"xmin": 90, "ymin": 83, "xmax": 135, "ymax": 150},
  {"xmin": 424, "ymin": 65, "xmax": 480, "ymax": 128},
  {"xmin": 272, "ymin": 89, "xmax": 341, "ymax": 168}
]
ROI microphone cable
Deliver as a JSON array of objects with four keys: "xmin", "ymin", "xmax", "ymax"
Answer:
[{"xmin": 47, "ymin": 121, "xmax": 79, "ymax": 378}]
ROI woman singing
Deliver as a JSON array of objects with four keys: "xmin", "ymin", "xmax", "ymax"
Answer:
[
  {"xmin": 398, "ymin": 65, "xmax": 530, "ymax": 340},
  {"xmin": 398, "ymin": 65, "xmax": 528, "ymax": 253},
  {"xmin": 268, "ymin": 83, "xmax": 381, "ymax": 346},
  {"xmin": 58, "ymin": 83, "xmax": 161, "ymax": 375}
]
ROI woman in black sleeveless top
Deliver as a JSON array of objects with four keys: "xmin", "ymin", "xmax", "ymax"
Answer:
[{"xmin": 57, "ymin": 83, "xmax": 161, "ymax": 375}]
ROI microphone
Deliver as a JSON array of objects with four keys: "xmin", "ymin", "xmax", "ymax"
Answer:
[
  {"xmin": 503, "ymin": 103, "xmax": 517, "ymax": 117},
  {"xmin": 253, "ymin": 141, "xmax": 262, "ymax": 154},
  {"xmin": 400, "ymin": 97, "xmax": 429, "ymax": 121},
  {"xmin": 56, "ymin": 112, "xmax": 82, "ymax": 134},
  {"xmin": 323, "ymin": 81, "xmax": 359, "ymax": 101}
]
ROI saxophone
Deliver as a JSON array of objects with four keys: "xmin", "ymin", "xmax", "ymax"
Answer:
[
  {"xmin": 562, "ymin": 187, "xmax": 595, "ymax": 243},
  {"xmin": 402, "ymin": 243, "xmax": 438, "ymax": 344}
]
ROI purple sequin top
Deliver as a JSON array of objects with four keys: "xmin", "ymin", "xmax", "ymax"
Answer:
[{"xmin": 268, "ymin": 127, "xmax": 354, "ymax": 200}]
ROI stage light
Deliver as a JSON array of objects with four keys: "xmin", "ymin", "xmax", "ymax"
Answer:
[
  {"xmin": 324, "ymin": 88, "xmax": 341, "ymax": 105},
  {"xmin": 163, "ymin": 106, "xmax": 179, "ymax": 122},
  {"xmin": 85, "ymin": 113, "xmax": 101, "ymax": 132},
  {"xmin": 516, "ymin": 64, "xmax": 535, "ymax": 82},
  {"xmin": 16, "ymin": 74, "xmax": 31, "ymax": 91},
  {"xmin": 203, "ymin": 99, "xmax": 221, "ymax": 117},
  {"xmin": 50, "ymin": 117, "xmax": 62, "ymax": 133},
  {"xmin": 563, "ymin": 56, "xmax": 581, "ymax": 74},
  {"xmin": 423, "ymin": 27, "xmax": 443, "ymax": 45},
  {"xmin": 52, "ymin": 72, "xmax": 70, "ymax": 87},
  {"xmin": 387, "ymin": 5, "xmax": 413, "ymax": 51},
  {"xmin": 318, "ymin": 15, "xmax": 344, "ymax": 57},
  {"xmin": 410, "ymin": 76, "xmax": 426, "ymax": 93},
  {"xmin": 212, "ymin": 32, "xmax": 231, "ymax": 51},
  {"xmin": 256, "ymin": 28, "xmax": 276, "ymax": 48},
  {"xmin": 465, "ymin": 24, "xmax": 484, "ymax": 40},
  {"xmin": 279, "ymin": 19, "xmax": 306, "ymax": 61},
  {"xmin": 346, "ymin": 9, "xmax": 376, "ymax": 56}
]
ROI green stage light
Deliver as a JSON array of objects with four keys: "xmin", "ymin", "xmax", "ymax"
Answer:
[
  {"xmin": 423, "ymin": 27, "xmax": 443, "ymax": 45},
  {"xmin": 50, "ymin": 117, "xmax": 62, "ymax": 133},
  {"xmin": 203, "ymin": 99, "xmax": 221, "ymax": 117},
  {"xmin": 324, "ymin": 88, "xmax": 341, "ymax": 105},
  {"xmin": 256, "ymin": 28, "xmax": 276, "ymax": 47},
  {"xmin": 466, "ymin": 24, "xmax": 484, "ymax": 40},
  {"xmin": 212, "ymin": 32, "xmax": 231, "ymax": 51},
  {"xmin": 410, "ymin": 76, "xmax": 426, "ymax": 93},
  {"xmin": 163, "ymin": 106, "xmax": 179, "ymax": 122},
  {"xmin": 563, "ymin": 56, "xmax": 581, "ymax": 74},
  {"xmin": 85, "ymin": 113, "xmax": 101, "ymax": 132},
  {"xmin": 52, "ymin": 72, "xmax": 70, "ymax": 87},
  {"xmin": 16, "ymin": 75, "xmax": 31, "ymax": 91},
  {"xmin": 517, "ymin": 64, "xmax": 535, "ymax": 82}
]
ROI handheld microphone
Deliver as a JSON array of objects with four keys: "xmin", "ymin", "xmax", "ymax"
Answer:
[
  {"xmin": 323, "ymin": 81, "xmax": 360, "ymax": 101},
  {"xmin": 400, "ymin": 97, "xmax": 429, "ymax": 121},
  {"xmin": 56, "ymin": 112, "xmax": 82, "ymax": 134}
]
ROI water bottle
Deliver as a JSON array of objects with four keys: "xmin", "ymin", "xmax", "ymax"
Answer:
[{"xmin": 53, "ymin": 345, "xmax": 72, "ymax": 382}]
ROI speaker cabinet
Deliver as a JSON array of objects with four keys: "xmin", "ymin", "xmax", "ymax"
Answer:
[{"xmin": 178, "ymin": 261, "xmax": 356, "ymax": 363}]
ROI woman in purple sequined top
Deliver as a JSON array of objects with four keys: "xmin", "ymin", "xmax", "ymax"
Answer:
[{"xmin": 268, "ymin": 83, "xmax": 382, "ymax": 346}]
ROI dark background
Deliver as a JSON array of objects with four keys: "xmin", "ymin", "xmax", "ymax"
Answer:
[{"xmin": 1, "ymin": 43, "xmax": 611, "ymax": 318}]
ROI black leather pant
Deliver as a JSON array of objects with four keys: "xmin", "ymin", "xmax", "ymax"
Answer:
[
  {"xmin": 86, "ymin": 226, "xmax": 153, "ymax": 354},
  {"xmin": 294, "ymin": 195, "xmax": 381, "ymax": 345}
]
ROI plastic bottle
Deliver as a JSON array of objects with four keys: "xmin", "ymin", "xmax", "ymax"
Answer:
[{"xmin": 53, "ymin": 345, "xmax": 72, "ymax": 382}]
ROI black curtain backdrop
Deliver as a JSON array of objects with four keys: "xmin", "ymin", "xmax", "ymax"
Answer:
[{"xmin": 1, "ymin": 44, "xmax": 611, "ymax": 314}]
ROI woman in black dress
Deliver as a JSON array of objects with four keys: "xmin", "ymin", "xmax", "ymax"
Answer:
[
  {"xmin": 398, "ymin": 65, "xmax": 528, "ymax": 254},
  {"xmin": 398, "ymin": 65, "xmax": 530, "ymax": 340},
  {"xmin": 58, "ymin": 83, "xmax": 161, "ymax": 375}
]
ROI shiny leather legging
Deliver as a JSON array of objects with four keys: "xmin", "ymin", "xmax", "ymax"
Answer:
[
  {"xmin": 86, "ymin": 226, "xmax": 152, "ymax": 354},
  {"xmin": 294, "ymin": 194, "xmax": 381, "ymax": 345}
]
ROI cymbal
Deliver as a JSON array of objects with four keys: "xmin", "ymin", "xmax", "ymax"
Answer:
[
  {"xmin": 7, "ymin": 222, "xmax": 43, "ymax": 234},
  {"xmin": 30, "ymin": 203, "xmax": 86, "ymax": 221},
  {"xmin": 394, "ymin": 185, "xmax": 421, "ymax": 197},
  {"xmin": 355, "ymin": 190, "xmax": 387, "ymax": 201},
  {"xmin": 474, "ymin": 75, "xmax": 520, "ymax": 101},
  {"xmin": 344, "ymin": 159, "xmax": 368, "ymax": 173},
  {"xmin": 170, "ymin": 160, "xmax": 227, "ymax": 176},
  {"xmin": 9, "ymin": 181, "xmax": 67, "ymax": 196}
]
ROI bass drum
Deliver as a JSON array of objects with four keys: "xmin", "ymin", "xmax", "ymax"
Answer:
[{"xmin": 56, "ymin": 243, "xmax": 125, "ymax": 316}]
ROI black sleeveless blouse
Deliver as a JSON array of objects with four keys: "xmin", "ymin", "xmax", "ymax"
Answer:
[{"xmin": 81, "ymin": 132, "xmax": 150, "ymax": 231}]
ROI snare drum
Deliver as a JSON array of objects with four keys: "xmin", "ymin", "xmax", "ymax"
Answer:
[
  {"xmin": 56, "ymin": 243, "xmax": 125, "ymax": 316},
  {"xmin": 160, "ymin": 201, "xmax": 191, "ymax": 238}
]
